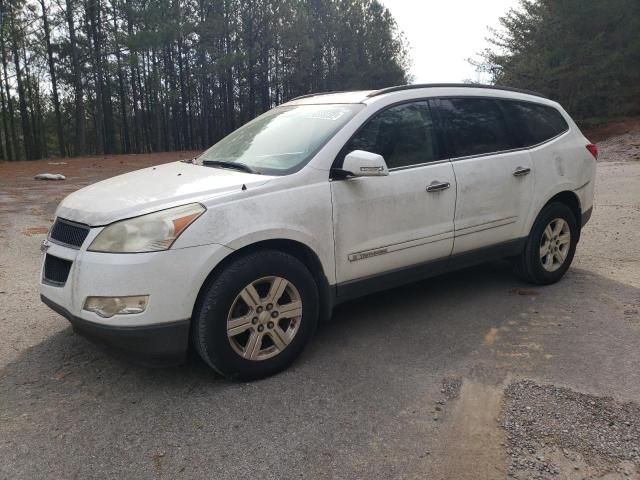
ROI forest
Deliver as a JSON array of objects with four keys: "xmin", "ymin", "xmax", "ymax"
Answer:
[
  {"xmin": 4, "ymin": 0, "xmax": 638, "ymax": 163},
  {"xmin": 477, "ymin": 0, "xmax": 640, "ymax": 127},
  {"xmin": 0, "ymin": 0, "xmax": 409, "ymax": 161}
]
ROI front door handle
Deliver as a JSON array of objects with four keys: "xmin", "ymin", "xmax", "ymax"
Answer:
[
  {"xmin": 426, "ymin": 181, "xmax": 451, "ymax": 192},
  {"xmin": 513, "ymin": 166, "xmax": 531, "ymax": 177}
]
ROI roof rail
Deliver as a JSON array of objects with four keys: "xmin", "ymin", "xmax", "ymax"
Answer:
[
  {"xmin": 366, "ymin": 83, "xmax": 547, "ymax": 99},
  {"xmin": 288, "ymin": 90, "xmax": 349, "ymax": 102}
]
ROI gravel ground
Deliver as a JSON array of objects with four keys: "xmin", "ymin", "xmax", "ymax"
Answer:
[
  {"xmin": 0, "ymin": 128, "xmax": 639, "ymax": 479},
  {"xmin": 597, "ymin": 132, "xmax": 640, "ymax": 163},
  {"xmin": 503, "ymin": 380, "xmax": 640, "ymax": 479},
  {"xmin": 441, "ymin": 377, "xmax": 462, "ymax": 400}
]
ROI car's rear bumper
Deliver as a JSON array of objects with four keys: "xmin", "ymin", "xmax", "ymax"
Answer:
[{"xmin": 41, "ymin": 294, "xmax": 190, "ymax": 367}]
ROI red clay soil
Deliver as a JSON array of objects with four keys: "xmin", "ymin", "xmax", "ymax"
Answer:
[
  {"xmin": 2, "ymin": 116, "xmax": 639, "ymax": 220},
  {"xmin": 0, "ymin": 150, "xmax": 200, "ymax": 186},
  {"xmin": 2, "ymin": 115, "xmax": 638, "ymax": 183},
  {"xmin": 0, "ymin": 151, "xmax": 201, "ymax": 221},
  {"xmin": 583, "ymin": 117, "xmax": 640, "ymax": 143}
]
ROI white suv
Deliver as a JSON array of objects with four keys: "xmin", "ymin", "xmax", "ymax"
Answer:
[{"xmin": 40, "ymin": 84, "xmax": 597, "ymax": 379}]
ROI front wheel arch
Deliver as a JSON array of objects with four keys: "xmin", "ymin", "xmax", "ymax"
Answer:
[
  {"xmin": 191, "ymin": 239, "xmax": 333, "ymax": 327},
  {"xmin": 192, "ymin": 248, "xmax": 320, "ymax": 379}
]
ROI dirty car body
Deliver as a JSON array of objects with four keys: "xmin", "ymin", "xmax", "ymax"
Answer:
[{"xmin": 40, "ymin": 84, "xmax": 597, "ymax": 379}]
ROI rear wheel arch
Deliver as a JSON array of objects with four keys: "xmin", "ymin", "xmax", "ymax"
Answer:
[
  {"xmin": 513, "ymin": 201, "xmax": 579, "ymax": 285},
  {"xmin": 542, "ymin": 191, "xmax": 583, "ymax": 236}
]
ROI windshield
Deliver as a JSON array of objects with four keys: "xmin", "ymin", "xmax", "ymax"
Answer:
[{"xmin": 198, "ymin": 104, "xmax": 363, "ymax": 175}]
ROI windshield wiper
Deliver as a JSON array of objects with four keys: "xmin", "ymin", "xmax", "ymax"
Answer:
[{"xmin": 202, "ymin": 159, "xmax": 258, "ymax": 174}]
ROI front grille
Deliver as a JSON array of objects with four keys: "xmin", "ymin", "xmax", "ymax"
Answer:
[
  {"xmin": 49, "ymin": 218, "xmax": 90, "ymax": 248},
  {"xmin": 43, "ymin": 255, "xmax": 72, "ymax": 286}
]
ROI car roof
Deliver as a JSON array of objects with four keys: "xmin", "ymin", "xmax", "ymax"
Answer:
[
  {"xmin": 283, "ymin": 83, "xmax": 549, "ymax": 106},
  {"xmin": 368, "ymin": 83, "xmax": 547, "ymax": 99},
  {"xmin": 284, "ymin": 90, "xmax": 375, "ymax": 105}
]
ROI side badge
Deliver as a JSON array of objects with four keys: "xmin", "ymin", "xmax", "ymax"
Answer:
[{"xmin": 348, "ymin": 248, "xmax": 389, "ymax": 262}]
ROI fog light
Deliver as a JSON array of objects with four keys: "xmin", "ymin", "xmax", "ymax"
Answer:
[{"xmin": 83, "ymin": 296, "xmax": 149, "ymax": 318}]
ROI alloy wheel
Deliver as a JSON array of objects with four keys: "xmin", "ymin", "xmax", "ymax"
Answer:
[
  {"xmin": 539, "ymin": 218, "xmax": 571, "ymax": 272},
  {"xmin": 226, "ymin": 276, "xmax": 303, "ymax": 361}
]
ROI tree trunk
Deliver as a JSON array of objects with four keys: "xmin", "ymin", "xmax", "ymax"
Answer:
[
  {"xmin": 163, "ymin": 45, "xmax": 181, "ymax": 150},
  {"xmin": 40, "ymin": 0, "xmax": 65, "ymax": 157},
  {"xmin": 0, "ymin": 31, "xmax": 14, "ymax": 161},
  {"xmin": 124, "ymin": 0, "xmax": 141, "ymax": 152},
  {"xmin": 140, "ymin": 50, "xmax": 153, "ymax": 152},
  {"xmin": 112, "ymin": 5, "xmax": 130, "ymax": 153},
  {"xmin": 87, "ymin": 0, "xmax": 105, "ymax": 154},
  {"xmin": 176, "ymin": 36, "xmax": 190, "ymax": 150},
  {"xmin": 151, "ymin": 49, "xmax": 162, "ymax": 152},
  {"xmin": 103, "ymin": 73, "xmax": 116, "ymax": 154},
  {"xmin": 0, "ymin": 80, "xmax": 11, "ymax": 160},
  {"xmin": 224, "ymin": 0, "xmax": 235, "ymax": 133},
  {"xmin": 9, "ymin": 11, "xmax": 35, "ymax": 160},
  {"xmin": 22, "ymin": 42, "xmax": 42, "ymax": 159},
  {"xmin": 65, "ymin": 0, "xmax": 86, "ymax": 156}
]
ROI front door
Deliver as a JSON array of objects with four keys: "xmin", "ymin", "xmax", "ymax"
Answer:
[{"xmin": 330, "ymin": 101, "xmax": 457, "ymax": 294}]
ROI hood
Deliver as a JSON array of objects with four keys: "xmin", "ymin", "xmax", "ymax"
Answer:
[{"xmin": 56, "ymin": 161, "xmax": 273, "ymax": 226}]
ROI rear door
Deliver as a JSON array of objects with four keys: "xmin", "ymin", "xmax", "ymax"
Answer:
[
  {"xmin": 331, "ymin": 101, "xmax": 456, "ymax": 291},
  {"xmin": 431, "ymin": 97, "xmax": 534, "ymax": 254}
]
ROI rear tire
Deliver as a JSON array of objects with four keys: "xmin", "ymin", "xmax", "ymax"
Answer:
[
  {"xmin": 513, "ymin": 202, "xmax": 578, "ymax": 285},
  {"xmin": 193, "ymin": 249, "xmax": 319, "ymax": 380}
]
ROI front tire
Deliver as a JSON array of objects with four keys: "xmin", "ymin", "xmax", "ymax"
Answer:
[
  {"xmin": 514, "ymin": 202, "xmax": 578, "ymax": 285},
  {"xmin": 193, "ymin": 249, "xmax": 319, "ymax": 380}
]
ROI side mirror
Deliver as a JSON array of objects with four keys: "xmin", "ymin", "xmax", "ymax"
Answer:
[{"xmin": 333, "ymin": 150, "xmax": 389, "ymax": 178}]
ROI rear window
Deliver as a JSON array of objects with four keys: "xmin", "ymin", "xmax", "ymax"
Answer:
[
  {"xmin": 436, "ymin": 98, "xmax": 515, "ymax": 158},
  {"xmin": 500, "ymin": 100, "xmax": 569, "ymax": 147}
]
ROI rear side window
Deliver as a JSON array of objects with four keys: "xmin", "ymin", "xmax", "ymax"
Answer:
[
  {"xmin": 500, "ymin": 100, "xmax": 569, "ymax": 147},
  {"xmin": 436, "ymin": 98, "xmax": 514, "ymax": 158},
  {"xmin": 342, "ymin": 101, "xmax": 439, "ymax": 169}
]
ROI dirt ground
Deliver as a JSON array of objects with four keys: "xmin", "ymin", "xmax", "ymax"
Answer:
[
  {"xmin": 0, "ymin": 131, "xmax": 639, "ymax": 479},
  {"xmin": 585, "ymin": 117, "xmax": 640, "ymax": 143},
  {"xmin": 0, "ymin": 151, "xmax": 200, "ymax": 221}
]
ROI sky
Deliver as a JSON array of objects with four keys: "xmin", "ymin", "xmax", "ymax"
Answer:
[{"xmin": 379, "ymin": 0, "xmax": 520, "ymax": 84}]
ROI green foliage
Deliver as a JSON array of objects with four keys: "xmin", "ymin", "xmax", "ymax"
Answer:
[
  {"xmin": 476, "ymin": 0, "xmax": 640, "ymax": 124},
  {"xmin": 0, "ymin": 0, "xmax": 411, "ymax": 159}
]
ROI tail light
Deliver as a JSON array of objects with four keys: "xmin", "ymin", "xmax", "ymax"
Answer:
[{"xmin": 586, "ymin": 143, "xmax": 598, "ymax": 159}]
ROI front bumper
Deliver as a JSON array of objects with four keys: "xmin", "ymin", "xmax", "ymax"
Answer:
[
  {"xmin": 39, "ymin": 230, "xmax": 234, "ymax": 366},
  {"xmin": 42, "ymin": 295, "xmax": 189, "ymax": 366},
  {"xmin": 39, "ymin": 238, "xmax": 232, "ymax": 326}
]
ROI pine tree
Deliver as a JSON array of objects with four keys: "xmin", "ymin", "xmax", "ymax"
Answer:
[
  {"xmin": 476, "ymin": 0, "xmax": 640, "ymax": 124},
  {"xmin": 0, "ymin": 0, "xmax": 410, "ymax": 160}
]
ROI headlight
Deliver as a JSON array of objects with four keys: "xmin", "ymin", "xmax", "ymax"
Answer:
[{"xmin": 88, "ymin": 203, "xmax": 205, "ymax": 253}]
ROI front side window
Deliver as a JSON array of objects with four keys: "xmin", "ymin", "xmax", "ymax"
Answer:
[
  {"xmin": 500, "ymin": 100, "xmax": 569, "ymax": 146},
  {"xmin": 342, "ymin": 101, "xmax": 439, "ymax": 169},
  {"xmin": 199, "ymin": 104, "xmax": 362, "ymax": 175},
  {"xmin": 437, "ymin": 98, "xmax": 514, "ymax": 158}
]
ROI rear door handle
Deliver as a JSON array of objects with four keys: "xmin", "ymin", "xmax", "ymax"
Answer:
[
  {"xmin": 426, "ymin": 181, "xmax": 451, "ymax": 192},
  {"xmin": 513, "ymin": 167, "xmax": 531, "ymax": 177}
]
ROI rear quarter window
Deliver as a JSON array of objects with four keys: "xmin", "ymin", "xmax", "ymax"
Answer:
[{"xmin": 500, "ymin": 100, "xmax": 569, "ymax": 147}]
